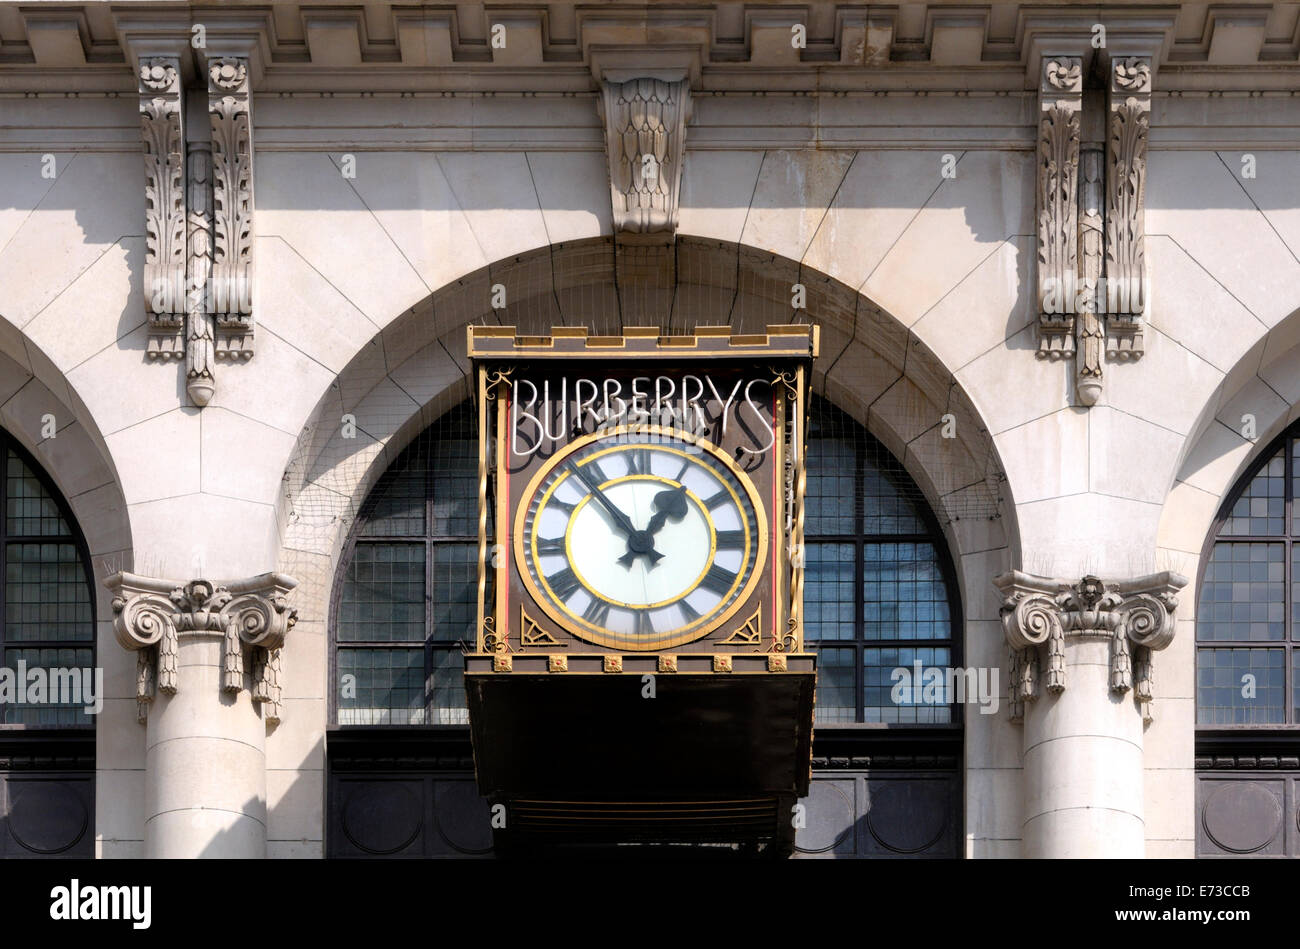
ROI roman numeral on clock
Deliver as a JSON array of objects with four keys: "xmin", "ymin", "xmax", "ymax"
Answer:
[
  {"xmin": 700, "ymin": 563, "xmax": 739, "ymax": 596},
  {"xmin": 703, "ymin": 489, "xmax": 730, "ymax": 510},
  {"xmin": 537, "ymin": 536, "xmax": 565, "ymax": 554},
  {"xmin": 582, "ymin": 598, "xmax": 611, "ymax": 627},
  {"xmin": 633, "ymin": 609, "xmax": 656, "ymax": 638},
  {"xmin": 715, "ymin": 530, "xmax": 745, "ymax": 550},
  {"xmin": 546, "ymin": 567, "xmax": 582, "ymax": 599},
  {"xmin": 677, "ymin": 599, "xmax": 701, "ymax": 623},
  {"xmin": 548, "ymin": 496, "xmax": 576, "ymax": 515},
  {"xmin": 625, "ymin": 448, "xmax": 652, "ymax": 476}
]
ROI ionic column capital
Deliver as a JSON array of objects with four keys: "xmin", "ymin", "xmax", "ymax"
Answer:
[
  {"xmin": 993, "ymin": 570, "xmax": 1186, "ymax": 724},
  {"xmin": 105, "ymin": 571, "xmax": 297, "ymax": 725}
]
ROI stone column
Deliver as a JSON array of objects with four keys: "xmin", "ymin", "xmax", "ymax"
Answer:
[
  {"xmin": 106, "ymin": 572, "xmax": 297, "ymax": 859},
  {"xmin": 994, "ymin": 571, "xmax": 1185, "ymax": 858}
]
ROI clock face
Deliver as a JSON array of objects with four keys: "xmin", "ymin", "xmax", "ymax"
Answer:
[{"xmin": 515, "ymin": 427, "xmax": 767, "ymax": 650}]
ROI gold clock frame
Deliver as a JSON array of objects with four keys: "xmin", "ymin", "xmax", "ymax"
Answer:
[
  {"xmin": 470, "ymin": 324, "xmax": 817, "ymax": 667},
  {"xmin": 512, "ymin": 424, "xmax": 769, "ymax": 651}
]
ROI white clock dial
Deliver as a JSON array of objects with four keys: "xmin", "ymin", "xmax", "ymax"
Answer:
[{"xmin": 517, "ymin": 429, "xmax": 765, "ymax": 649}]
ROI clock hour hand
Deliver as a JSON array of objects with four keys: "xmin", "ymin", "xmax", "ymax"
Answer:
[{"xmin": 617, "ymin": 485, "xmax": 688, "ymax": 568}]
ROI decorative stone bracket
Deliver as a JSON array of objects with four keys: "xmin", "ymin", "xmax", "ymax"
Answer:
[
  {"xmin": 598, "ymin": 75, "xmax": 692, "ymax": 238},
  {"xmin": 1035, "ymin": 54, "xmax": 1152, "ymax": 406},
  {"xmin": 994, "ymin": 570, "xmax": 1186, "ymax": 725},
  {"xmin": 105, "ymin": 571, "xmax": 296, "ymax": 726},
  {"xmin": 138, "ymin": 52, "xmax": 255, "ymax": 407}
]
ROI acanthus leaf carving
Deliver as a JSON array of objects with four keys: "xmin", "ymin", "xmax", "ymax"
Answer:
[
  {"xmin": 1105, "ymin": 56, "xmax": 1151, "ymax": 340},
  {"xmin": 139, "ymin": 56, "xmax": 186, "ymax": 361},
  {"xmin": 1035, "ymin": 57, "xmax": 1082, "ymax": 362},
  {"xmin": 208, "ymin": 56, "xmax": 255, "ymax": 360}
]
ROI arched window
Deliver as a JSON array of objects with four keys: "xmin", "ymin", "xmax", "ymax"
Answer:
[
  {"xmin": 0, "ymin": 432, "xmax": 95, "ymax": 726},
  {"xmin": 1197, "ymin": 427, "xmax": 1300, "ymax": 725},
  {"xmin": 0, "ymin": 430, "xmax": 97, "ymax": 860},
  {"xmin": 803, "ymin": 398, "xmax": 962, "ymax": 724},
  {"xmin": 332, "ymin": 402, "xmax": 479, "ymax": 725}
]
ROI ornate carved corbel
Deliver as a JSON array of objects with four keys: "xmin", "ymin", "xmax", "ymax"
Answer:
[
  {"xmin": 598, "ymin": 77, "xmax": 692, "ymax": 237},
  {"xmin": 106, "ymin": 572, "xmax": 297, "ymax": 725},
  {"xmin": 1035, "ymin": 56, "xmax": 1082, "ymax": 361},
  {"xmin": 207, "ymin": 57, "xmax": 255, "ymax": 360},
  {"xmin": 139, "ymin": 56, "xmax": 186, "ymax": 360},
  {"xmin": 1105, "ymin": 56, "xmax": 1151, "ymax": 357},
  {"xmin": 995, "ymin": 571, "xmax": 1185, "ymax": 725}
]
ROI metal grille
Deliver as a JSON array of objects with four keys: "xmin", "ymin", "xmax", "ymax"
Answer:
[{"xmin": 0, "ymin": 436, "xmax": 96, "ymax": 727}]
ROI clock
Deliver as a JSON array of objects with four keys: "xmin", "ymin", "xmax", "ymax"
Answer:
[{"xmin": 514, "ymin": 425, "xmax": 768, "ymax": 650}]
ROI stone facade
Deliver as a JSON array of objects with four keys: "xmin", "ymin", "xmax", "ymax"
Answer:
[{"xmin": 0, "ymin": 1, "xmax": 1298, "ymax": 858}]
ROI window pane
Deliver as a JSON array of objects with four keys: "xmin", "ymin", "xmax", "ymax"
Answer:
[
  {"xmin": 431, "ymin": 543, "xmax": 477, "ymax": 641},
  {"xmin": 1220, "ymin": 448, "xmax": 1284, "ymax": 535},
  {"xmin": 337, "ymin": 647, "xmax": 425, "ymax": 724},
  {"xmin": 1197, "ymin": 542, "xmax": 1284, "ymax": 642},
  {"xmin": 813, "ymin": 647, "xmax": 856, "ymax": 723},
  {"xmin": 338, "ymin": 543, "xmax": 425, "ymax": 642},
  {"xmin": 1196, "ymin": 647, "xmax": 1284, "ymax": 724},
  {"xmin": 6, "ymin": 450, "xmax": 73, "ymax": 537},
  {"xmin": 431, "ymin": 439, "xmax": 478, "ymax": 536},
  {"xmin": 5, "ymin": 543, "xmax": 93, "ymax": 642},
  {"xmin": 431, "ymin": 646, "xmax": 468, "ymax": 724},
  {"xmin": 804, "ymin": 543, "xmax": 855, "ymax": 642},
  {"xmin": 863, "ymin": 542, "xmax": 950, "ymax": 640},
  {"xmin": 862, "ymin": 464, "xmax": 926, "ymax": 535},
  {"xmin": 2, "ymin": 647, "xmax": 94, "ymax": 725},
  {"xmin": 805, "ymin": 436, "xmax": 856, "ymax": 535},
  {"xmin": 865, "ymin": 646, "xmax": 952, "ymax": 724},
  {"xmin": 359, "ymin": 461, "xmax": 424, "ymax": 537}
]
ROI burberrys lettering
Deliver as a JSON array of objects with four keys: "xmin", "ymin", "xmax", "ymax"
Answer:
[{"xmin": 511, "ymin": 374, "xmax": 775, "ymax": 458}]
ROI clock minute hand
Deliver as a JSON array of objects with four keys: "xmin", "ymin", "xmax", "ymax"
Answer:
[{"xmin": 566, "ymin": 461, "xmax": 641, "ymax": 539}]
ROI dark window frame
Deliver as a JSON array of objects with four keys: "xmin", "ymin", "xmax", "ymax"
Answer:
[
  {"xmin": 1196, "ymin": 421, "xmax": 1300, "ymax": 731},
  {"xmin": 0, "ymin": 430, "xmax": 97, "ymax": 734}
]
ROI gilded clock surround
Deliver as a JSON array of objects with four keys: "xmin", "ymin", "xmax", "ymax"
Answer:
[{"xmin": 466, "ymin": 324, "xmax": 818, "ymax": 680}]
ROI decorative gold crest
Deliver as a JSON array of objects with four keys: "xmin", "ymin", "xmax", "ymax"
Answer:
[
  {"xmin": 493, "ymin": 654, "xmax": 513, "ymax": 673},
  {"xmin": 767, "ymin": 654, "xmax": 788, "ymax": 673},
  {"xmin": 713, "ymin": 655, "xmax": 733, "ymax": 673},
  {"xmin": 603, "ymin": 656, "xmax": 624, "ymax": 673},
  {"xmin": 658, "ymin": 655, "xmax": 678, "ymax": 673},
  {"xmin": 548, "ymin": 655, "xmax": 569, "ymax": 673}
]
